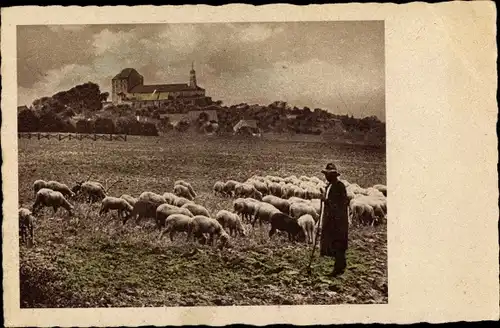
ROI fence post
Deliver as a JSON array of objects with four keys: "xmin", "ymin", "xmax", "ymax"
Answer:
[
  {"xmin": 94, "ymin": 133, "xmax": 97, "ymax": 141},
  {"xmin": 124, "ymin": 134, "xmax": 127, "ymax": 141},
  {"xmin": 110, "ymin": 134, "xmax": 113, "ymax": 141},
  {"xmin": 58, "ymin": 134, "xmax": 61, "ymax": 141},
  {"xmin": 37, "ymin": 133, "xmax": 40, "ymax": 140}
]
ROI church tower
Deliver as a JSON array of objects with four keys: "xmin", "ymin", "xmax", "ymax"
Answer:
[{"xmin": 189, "ymin": 61, "xmax": 197, "ymax": 88}]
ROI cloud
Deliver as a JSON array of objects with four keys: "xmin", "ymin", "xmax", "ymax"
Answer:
[
  {"xmin": 237, "ymin": 24, "xmax": 285, "ymax": 43},
  {"xmin": 48, "ymin": 25, "xmax": 88, "ymax": 33}
]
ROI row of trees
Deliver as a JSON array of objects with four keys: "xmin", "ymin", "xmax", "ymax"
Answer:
[{"xmin": 18, "ymin": 108, "xmax": 158, "ymax": 136}]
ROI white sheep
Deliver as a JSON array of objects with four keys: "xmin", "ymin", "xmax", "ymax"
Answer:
[
  {"xmin": 45, "ymin": 180, "xmax": 75, "ymax": 198},
  {"xmin": 173, "ymin": 184, "xmax": 194, "ymax": 201},
  {"xmin": 252, "ymin": 202, "xmax": 281, "ymax": 226},
  {"xmin": 349, "ymin": 201, "xmax": 376, "ymax": 226},
  {"xmin": 19, "ymin": 208, "xmax": 35, "ymax": 247},
  {"xmin": 289, "ymin": 202, "xmax": 319, "ymax": 221},
  {"xmin": 32, "ymin": 188, "xmax": 74, "ymax": 216},
  {"xmin": 215, "ymin": 210, "xmax": 246, "ymax": 237},
  {"xmin": 235, "ymin": 183, "xmax": 262, "ymax": 200},
  {"xmin": 123, "ymin": 199, "xmax": 159, "ymax": 225},
  {"xmin": 158, "ymin": 214, "xmax": 194, "ymax": 241},
  {"xmin": 222, "ymin": 180, "xmax": 240, "ymax": 197},
  {"xmin": 181, "ymin": 203, "xmax": 210, "ymax": 217},
  {"xmin": 138, "ymin": 191, "xmax": 167, "ymax": 205},
  {"xmin": 268, "ymin": 182, "xmax": 283, "ymax": 197},
  {"xmin": 156, "ymin": 203, "xmax": 194, "ymax": 229},
  {"xmin": 262, "ymin": 195, "xmax": 290, "ymax": 214},
  {"xmin": 72, "ymin": 181, "xmax": 106, "ymax": 202},
  {"xmin": 187, "ymin": 215, "xmax": 230, "ymax": 248},
  {"xmin": 120, "ymin": 194, "xmax": 138, "ymax": 207},
  {"xmin": 233, "ymin": 198, "xmax": 260, "ymax": 223},
  {"xmin": 373, "ymin": 184, "xmax": 387, "ymax": 197},
  {"xmin": 173, "ymin": 196, "xmax": 193, "ymax": 207},
  {"xmin": 174, "ymin": 180, "xmax": 197, "ymax": 198},
  {"xmin": 99, "ymin": 196, "xmax": 133, "ymax": 218},
  {"xmin": 162, "ymin": 192, "xmax": 179, "ymax": 205},
  {"xmin": 297, "ymin": 214, "xmax": 315, "ymax": 244},
  {"xmin": 213, "ymin": 181, "xmax": 225, "ymax": 196},
  {"xmin": 33, "ymin": 179, "xmax": 48, "ymax": 196}
]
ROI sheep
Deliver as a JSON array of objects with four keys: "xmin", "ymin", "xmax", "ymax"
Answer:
[
  {"xmin": 213, "ymin": 181, "xmax": 225, "ymax": 196},
  {"xmin": 181, "ymin": 202, "xmax": 210, "ymax": 217},
  {"xmin": 120, "ymin": 194, "xmax": 138, "ymax": 207},
  {"xmin": 287, "ymin": 196, "xmax": 310, "ymax": 205},
  {"xmin": 174, "ymin": 180, "xmax": 197, "ymax": 198},
  {"xmin": 162, "ymin": 192, "xmax": 179, "ymax": 205},
  {"xmin": 268, "ymin": 182, "xmax": 283, "ymax": 197},
  {"xmin": 156, "ymin": 203, "xmax": 194, "ymax": 230},
  {"xmin": 99, "ymin": 196, "xmax": 134, "ymax": 218},
  {"xmin": 233, "ymin": 198, "xmax": 260, "ymax": 223},
  {"xmin": 123, "ymin": 199, "xmax": 159, "ymax": 225},
  {"xmin": 72, "ymin": 181, "xmax": 106, "ymax": 202},
  {"xmin": 349, "ymin": 201, "xmax": 377, "ymax": 226},
  {"xmin": 33, "ymin": 179, "xmax": 48, "ymax": 196},
  {"xmin": 351, "ymin": 195, "xmax": 386, "ymax": 224},
  {"xmin": 173, "ymin": 184, "xmax": 194, "ymax": 201},
  {"xmin": 252, "ymin": 202, "xmax": 281, "ymax": 226},
  {"xmin": 158, "ymin": 214, "xmax": 194, "ymax": 241},
  {"xmin": 187, "ymin": 215, "xmax": 231, "ymax": 248},
  {"xmin": 262, "ymin": 195, "xmax": 290, "ymax": 214},
  {"xmin": 138, "ymin": 191, "xmax": 167, "ymax": 205},
  {"xmin": 297, "ymin": 214, "xmax": 315, "ymax": 244},
  {"xmin": 19, "ymin": 208, "xmax": 35, "ymax": 247},
  {"xmin": 252, "ymin": 180, "xmax": 269, "ymax": 196},
  {"xmin": 222, "ymin": 180, "xmax": 240, "ymax": 197},
  {"xmin": 215, "ymin": 210, "xmax": 246, "ymax": 237},
  {"xmin": 45, "ymin": 180, "xmax": 75, "ymax": 199},
  {"xmin": 289, "ymin": 202, "xmax": 319, "ymax": 221},
  {"xmin": 235, "ymin": 183, "xmax": 263, "ymax": 200},
  {"xmin": 173, "ymin": 196, "xmax": 192, "ymax": 207},
  {"xmin": 32, "ymin": 188, "xmax": 74, "ymax": 216},
  {"xmin": 373, "ymin": 184, "xmax": 387, "ymax": 197},
  {"xmin": 268, "ymin": 212, "xmax": 303, "ymax": 242}
]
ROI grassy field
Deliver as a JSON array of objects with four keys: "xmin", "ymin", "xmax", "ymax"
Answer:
[{"xmin": 18, "ymin": 134, "xmax": 387, "ymax": 307}]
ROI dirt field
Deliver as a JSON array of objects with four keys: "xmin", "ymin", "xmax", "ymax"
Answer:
[{"xmin": 18, "ymin": 134, "xmax": 387, "ymax": 307}]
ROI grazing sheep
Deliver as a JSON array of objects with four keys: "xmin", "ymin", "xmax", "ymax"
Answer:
[
  {"xmin": 222, "ymin": 180, "xmax": 240, "ymax": 197},
  {"xmin": 173, "ymin": 196, "xmax": 192, "ymax": 207},
  {"xmin": 268, "ymin": 212, "xmax": 302, "ymax": 242},
  {"xmin": 123, "ymin": 199, "xmax": 159, "ymax": 225},
  {"xmin": 373, "ymin": 184, "xmax": 387, "ymax": 197},
  {"xmin": 213, "ymin": 181, "xmax": 225, "ymax": 196},
  {"xmin": 162, "ymin": 192, "xmax": 178, "ymax": 205},
  {"xmin": 287, "ymin": 196, "xmax": 310, "ymax": 205},
  {"xmin": 120, "ymin": 194, "xmax": 138, "ymax": 207},
  {"xmin": 215, "ymin": 210, "xmax": 246, "ymax": 237},
  {"xmin": 188, "ymin": 215, "xmax": 230, "ymax": 248},
  {"xmin": 175, "ymin": 180, "xmax": 197, "ymax": 198},
  {"xmin": 173, "ymin": 184, "xmax": 194, "ymax": 201},
  {"xmin": 138, "ymin": 191, "xmax": 167, "ymax": 205},
  {"xmin": 262, "ymin": 195, "xmax": 290, "ymax": 214},
  {"xmin": 297, "ymin": 214, "xmax": 315, "ymax": 244},
  {"xmin": 158, "ymin": 214, "xmax": 194, "ymax": 241},
  {"xmin": 19, "ymin": 208, "xmax": 35, "ymax": 247},
  {"xmin": 252, "ymin": 180, "xmax": 269, "ymax": 196},
  {"xmin": 45, "ymin": 180, "xmax": 75, "ymax": 198},
  {"xmin": 235, "ymin": 183, "xmax": 262, "ymax": 200},
  {"xmin": 33, "ymin": 180, "xmax": 48, "ymax": 196},
  {"xmin": 99, "ymin": 196, "xmax": 133, "ymax": 218},
  {"xmin": 233, "ymin": 198, "xmax": 260, "ymax": 223},
  {"xmin": 72, "ymin": 181, "xmax": 106, "ymax": 202},
  {"xmin": 349, "ymin": 201, "xmax": 377, "ymax": 226},
  {"xmin": 289, "ymin": 202, "xmax": 319, "ymax": 221},
  {"xmin": 268, "ymin": 182, "xmax": 283, "ymax": 197},
  {"xmin": 32, "ymin": 188, "xmax": 74, "ymax": 216},
  {"xmin": 252, "ymin": 202, "xmax": 281, "ymax": 226},
  {"xmin": 156, "ymin": 204, "xmax": 194, "ymax": 230},
  {"xmin": 181, "ymin": 203, "xmax": 210, "ymax": 217}
]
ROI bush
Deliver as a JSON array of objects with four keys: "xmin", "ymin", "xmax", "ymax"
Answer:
[
  {"xmin": 94, "ymin": 117, "xmax": 115, "ymax": 134},
  {"xmin": 18, "ymin": 108, "xmax": 39, "ymax": 132}
]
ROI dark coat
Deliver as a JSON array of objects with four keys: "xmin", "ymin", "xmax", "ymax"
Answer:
[{"xmin": 320, "ymin": 179, "xmax": 349, "ymax": 256}]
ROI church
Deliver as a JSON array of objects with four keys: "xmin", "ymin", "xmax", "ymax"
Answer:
[{"xmin": 111, "ymin": 64, "xmax": 212, "ymax": 108}]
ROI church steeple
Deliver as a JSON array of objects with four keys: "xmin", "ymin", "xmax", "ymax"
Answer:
[{"xmin": 189, "ymin": 61, "xmax": 197, "ymax": 88}]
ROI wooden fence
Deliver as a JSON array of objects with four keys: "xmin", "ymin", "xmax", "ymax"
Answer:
[{"xmin": 18, "ymin": 132, "xmax": 127, "ymax": 141}]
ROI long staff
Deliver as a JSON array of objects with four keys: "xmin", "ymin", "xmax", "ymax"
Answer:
[{"xmin": 306, "ymin": 196, "xmax": 325, "ymax": 275}]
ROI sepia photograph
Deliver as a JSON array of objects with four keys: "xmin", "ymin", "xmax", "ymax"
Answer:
[
  {"xmin": 3, "ymin": 3, "xmax": 498, "ymax": 326},
  {"xmin": 16, "ymin": 21, "xmax": 387, "ymax": 307}
]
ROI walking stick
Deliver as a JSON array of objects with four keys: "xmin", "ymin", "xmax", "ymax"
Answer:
[{"xmin": 306, "ymin": 197, "xmax": 324, "ymax": 275}]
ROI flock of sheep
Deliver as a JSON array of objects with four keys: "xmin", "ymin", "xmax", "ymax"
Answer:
[{"xmin": 19, "ymin": 174, "xmax": 387, "ymax": 250}]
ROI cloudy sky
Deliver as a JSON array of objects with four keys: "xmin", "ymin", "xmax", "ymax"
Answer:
[{"xmin": 17, "ymin": 21, "xmax": 385, "ymax": 120}]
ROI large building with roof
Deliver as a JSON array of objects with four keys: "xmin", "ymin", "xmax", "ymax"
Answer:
[{"xmin": 111, "ymin": 63, "xmax": 212, "ymax": 108}]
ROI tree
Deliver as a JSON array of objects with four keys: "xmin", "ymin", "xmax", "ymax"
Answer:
[
  {"xmin": 93, "ymin": 117, "xmax": 115, "ymax": 134},
  {"xmin": 100, "ymin": 92, "xmax": 110, "ymax": 102},
  {"xmin": 18, "ymin": 108, "xmax": 39, "ymax": 132}
]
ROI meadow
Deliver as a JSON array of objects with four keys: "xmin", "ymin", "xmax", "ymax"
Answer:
[{"xmin": 18, "ymin": 134, "xmax": 387, "ymax": 307}]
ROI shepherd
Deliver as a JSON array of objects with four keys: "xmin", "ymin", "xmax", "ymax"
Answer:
[{"xmin": 320, "ymin": 162, "xmax": 350, "ymax": 276}]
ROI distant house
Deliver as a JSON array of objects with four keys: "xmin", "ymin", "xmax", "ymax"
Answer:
[
  {"xmin": 136, "ymin": 115, "xmax": 159, "ymax": 124},
  {"xmin": 233, "ymin": 119, "xmax": 261, "ymax": 136},
  {"xmin": 186, "ymin": 109, "xmax": 218, "ymax": 123}
]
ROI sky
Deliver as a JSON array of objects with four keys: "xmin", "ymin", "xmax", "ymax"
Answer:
[{"xmin": 17, "ymin": 21, "xmax": 385, "ymax": 120}]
